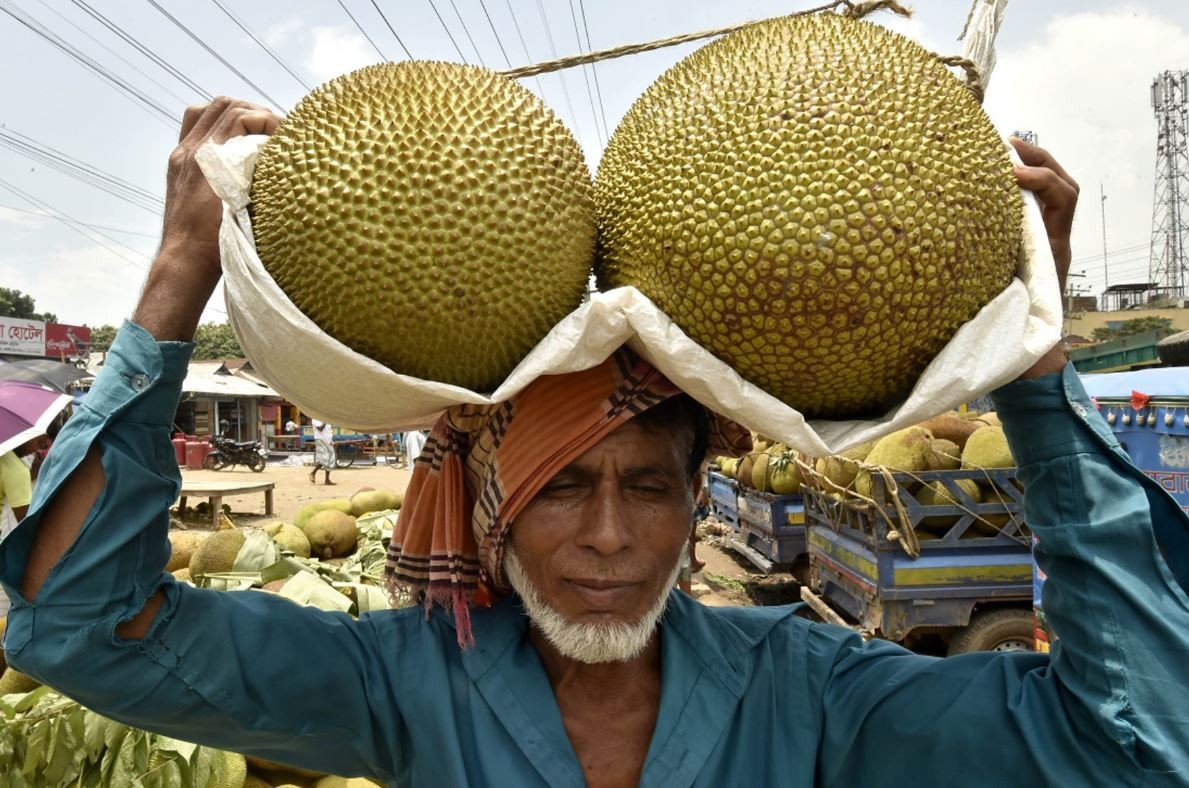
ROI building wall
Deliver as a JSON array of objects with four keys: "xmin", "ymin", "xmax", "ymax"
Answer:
[{"xmin": 1065, "ymin": 307, "xmax": 1189, "ymax": 338}]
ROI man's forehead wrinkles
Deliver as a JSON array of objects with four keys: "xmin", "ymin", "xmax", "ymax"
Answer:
[{"xmin": 552, "ymin": 461, "xmax": 681, "ymax": 479}]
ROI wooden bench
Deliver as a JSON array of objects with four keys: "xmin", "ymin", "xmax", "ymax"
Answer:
[{"xmin": 178, "ymin": 480, "xmax": 275, "ymax": 528}]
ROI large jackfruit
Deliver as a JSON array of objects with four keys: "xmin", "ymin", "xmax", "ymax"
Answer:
[
  {"xmin": 595, "ymin": 13, "xmax": 1022, "ymax": 417},
  {"xmin": 251, "ymin": 62, "xmax": 595, "ymax": 392}
]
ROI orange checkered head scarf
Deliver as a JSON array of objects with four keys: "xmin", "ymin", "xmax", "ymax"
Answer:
[{"xmin": 385, "ymin": 348, "xmax": 750, "ymax": 646}]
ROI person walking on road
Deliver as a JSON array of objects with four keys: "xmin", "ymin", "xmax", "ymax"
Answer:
[
  {"xmin": 310, "ymin": 419, "xmax": 335, "ymax": 485},
  {"xmin": 403, "ymin": 429, "xmax": 427, "ymax": 471}
]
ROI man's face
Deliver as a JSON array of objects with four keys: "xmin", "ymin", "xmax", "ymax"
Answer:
[{"xmin": 505, "ymin": 418, "xmax": 697, "ymax": 657}]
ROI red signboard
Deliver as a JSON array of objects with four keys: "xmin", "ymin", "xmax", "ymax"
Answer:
[{"xmin": 44, "ymin": 324, "xmax": 92, "ymax": 359}]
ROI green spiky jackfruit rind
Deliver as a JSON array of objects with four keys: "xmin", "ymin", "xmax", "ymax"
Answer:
[
  {"xmin": 961, "ymin": 425, "xmax": 1015, "ymax": 470},
  {"xmin": 189, "ymin": 528, "xmax": 246, "ymax": 580},
  {"xmin": 251, "ymin": 62, "xmax": 596, "ymax": 392},
  {"xmin": 295, "ymin": 499, "xmax": 354, "ymax": 529},
  {"xmin": 271, "ymin": 522, "xmax": 312, "ymax": 559},
  {"xmin": 927, "ymin": 438, "xmax": 962, "ymax": 471},
  {"xmin": 349, "ymin": 489, "xmax": 402, "ymax": 517},
  {"xmin": 855, "ymin": 427, "xmax": 933, "ymax": 498},
  {"xmin": 595, "ymin": 14, "xmax": 1023, "ymax": 418},
  {"xmin": 301, "ymin": 510, "xmax": 358, "ymax": 560}
]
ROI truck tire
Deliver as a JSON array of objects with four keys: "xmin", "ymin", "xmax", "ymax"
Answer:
[{"xmin": 947, "ymin": 609, "xmax": 1034, "ymax": 655}]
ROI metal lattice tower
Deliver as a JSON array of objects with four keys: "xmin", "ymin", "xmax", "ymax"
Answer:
[{"xmin": 1149, "ymin": 70, "xmax": 1189, "ymax": 300}]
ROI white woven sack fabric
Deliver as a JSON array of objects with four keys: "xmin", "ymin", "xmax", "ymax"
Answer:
[{"xmin": 196, "ymin": 134, "xmax": 1060, "ymax": 456}]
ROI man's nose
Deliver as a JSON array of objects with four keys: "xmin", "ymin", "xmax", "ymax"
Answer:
[{"xmin": 575, "ymin": 480, "xmax": 633, "ymax": 556}]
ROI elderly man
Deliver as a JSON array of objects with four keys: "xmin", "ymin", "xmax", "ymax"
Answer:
[{"xmin": 2, "ymin": 99, "xmax": 1187, "ymax": 787}]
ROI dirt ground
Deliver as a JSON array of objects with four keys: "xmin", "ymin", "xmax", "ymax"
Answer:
[{"xmin": 174, "ymin": 459, "xmax": 413, "ymax": 528}]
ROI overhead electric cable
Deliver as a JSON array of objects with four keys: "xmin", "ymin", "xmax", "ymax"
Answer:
[
  {"xmin": 69, "ymin": 0, "xmax": 210, "ymax": 99},
  {"xmin": 1070, "ymin": 241, "xmax": 1150, "ymax": 266},
  {"xmin": 502, "ymin": 0, "xmax": 546, "ymax": 96},
  {"xmin": 478, "ymin": 0, "xmax": 511, "ymax": 68},
  {"xmin": 534, "ymin": 0, "xmax": 580, "ymax": 141},
  {"xmin": 0, "ymin": 129, "xmax": 164, "ymax": 213},
  {"xmin": 209, "ymin": 0, "xmax": 311, "ymax": 90},
  {"xmin": 143, "ymin": 0, "xmax": 285, "ymax": 111},
  {"xmin": 576, "ymin": 0, "xmax": 610, "ymax": 141},
  {"xmin": 0, "ymin": 176, "xmax": 151, "ymax": 270},
  {"xmin": 33, "ymin": 0, "xmax": 192, "ymax": 105},
  {"xmin": 2, "ymin": 128, "xmax": 161, "ymax": 202},
  {"xmin": 0, "ymin": 0, "xmax": 178, "ymax": 126},
  {"xmin": 368, "ymin": 0, "xmax": 412, "ymax": 59},
  {"xmin": 337, "ymin": 0, "xmax": 389, "ymax": 61},
  {"xmin": 0, "ymin": 203, "xmax": 159, "ymax": 238},
  {"xmin": 447, "ymin": 0, "xmax": 485, "ymax": 65},
  {"xmin": 565, "ymin": 0, "xmax": 604, "ymax": 145},
  {"xmin": 427, "ymin": 0, "xmax": 467, "ymax": 63}
]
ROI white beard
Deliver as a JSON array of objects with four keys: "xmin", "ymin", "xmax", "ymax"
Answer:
[{"xmin": 503, "ymin": 548, "xmax": 680, "ymax": 664}]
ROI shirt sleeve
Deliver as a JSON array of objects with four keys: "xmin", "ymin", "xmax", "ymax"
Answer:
[
  {"xmin": 810, "ymin": 364, "xmax": 1189, "ymax": 787},
  {"xmin": 0, "ymin": 321, "xmax": 403, "ymax": 782},
  {"xmin": 1, "ymin": 452, "xmax": 33, "ymax": 509}
]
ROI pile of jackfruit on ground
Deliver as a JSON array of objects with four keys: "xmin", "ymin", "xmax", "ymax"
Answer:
[
  {"xmin": 0, "ymin": 487, "xmax": 404, "ymax": 787},
  {"xmin": 713, "ymin": 411, "xmax": 1024, "ymax": 540}
]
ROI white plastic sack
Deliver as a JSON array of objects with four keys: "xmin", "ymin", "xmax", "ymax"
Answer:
[
  {"xmin": 961, "ymin": 0, "xmax": 1010, "ymax": 93},
  {"xmin": 196, "ymin": 135, "xmax": 1060, "ymax": 457}
]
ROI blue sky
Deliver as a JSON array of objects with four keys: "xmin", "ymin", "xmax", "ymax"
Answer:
[{"xmin": 1, "ymin": 0, "xmax": 1187, "ymax": 326}]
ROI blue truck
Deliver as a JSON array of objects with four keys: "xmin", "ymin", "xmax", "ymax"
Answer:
[
  {"xmin": 799, "ymin": 467, "xmax": 1036, "ymax": 654},
  {"xmin": 708, "ymin": 470, "xmax": 810, "ymax": 578},
  {"xmin": 1034, "ymin": 367, "xmax": 1189, "ymax": 651}
]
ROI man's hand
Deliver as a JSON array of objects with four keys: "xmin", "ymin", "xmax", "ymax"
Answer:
[
  {"xmin": 1010, "ymin": 137, "xmax": 1079, "ymax": 380},
  {"xmin": 20, "ymin": 100, "xmax": 281, "ymax": 629},
  {"xmin": 133, "ymin": 98, "xmax": 282, "ymax": 343}
]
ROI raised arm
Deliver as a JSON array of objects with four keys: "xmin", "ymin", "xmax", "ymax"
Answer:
[
  {"xmin": 808, "ymin": 143, "xmax": 1189, "ymax": 785},
  {"xmin": 0, "ymin": 100, "xmax": 404, "ymax": 781}
]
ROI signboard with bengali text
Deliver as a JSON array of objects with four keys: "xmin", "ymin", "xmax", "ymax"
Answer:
[
  {"xmin": 0, "ymin": 316, "xmax": 46, "ymax": 356},
  {"xmin": 0, "ymin": 318, "xmax": 92, "ymax": 357}
]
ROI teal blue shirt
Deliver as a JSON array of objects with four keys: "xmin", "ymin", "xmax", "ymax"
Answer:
[{"xmin": 2, "ymin": 322, "xmax": 1187, "ymax": 786}]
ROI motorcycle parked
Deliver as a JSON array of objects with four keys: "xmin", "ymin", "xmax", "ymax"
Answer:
[{"xmin": 203, "ymin": 435, "xmax": 267, "ymax": 473}]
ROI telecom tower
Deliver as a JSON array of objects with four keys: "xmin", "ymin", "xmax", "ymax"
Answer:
[{"xmin": 1149, "ymin": 70, "xmax": 1189, "ymax": 300}]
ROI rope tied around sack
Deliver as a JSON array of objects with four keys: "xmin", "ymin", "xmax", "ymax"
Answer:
[{"xmin": 498, "ymin": 1, "xmax": 984, "ymax": 104}]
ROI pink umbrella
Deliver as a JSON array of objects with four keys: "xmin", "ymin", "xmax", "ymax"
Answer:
[{"xmin": 0, "ymin": 380, "xmax": 72, "ymax": 456}]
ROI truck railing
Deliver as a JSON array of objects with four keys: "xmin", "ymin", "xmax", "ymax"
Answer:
[{"xmin": 800, "ymin": 466, "xmax": 1030, "ymax": 553}]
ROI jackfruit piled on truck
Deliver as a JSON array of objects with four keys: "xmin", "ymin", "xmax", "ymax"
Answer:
[
  {"xmin": 709, "ymin": 438, "xmax": 811, "ymax": 575},
  {"xmin": 798, "ymin": 414, "xmax": 1037, "ymax": 655}
]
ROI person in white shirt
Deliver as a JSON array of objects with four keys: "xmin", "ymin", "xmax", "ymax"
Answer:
[
  {"xmin": 403, "ymin": 430, "xmax": 427, "ymax": 471},
  {"xmin": 310, "ymin": 419, "xmax": 335, "ymax": 485}
]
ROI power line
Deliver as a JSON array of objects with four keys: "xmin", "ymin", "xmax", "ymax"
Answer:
[
  {"xmin": 0, "ymin": 128, "xmax": 164, "ymax": 214},
  {"xmin": 368, "ymin": 0, "xmax": 412, "ymax": 59},
  {"xmin": 576, "ymin": 0, "xmax": 610, "ymax": 141},
  {"xmin": 0, "ymin": 176, "xmax": 151, "ymax": 270},
  {"xmin": 69, "ymin": 0, "xmax": 210, "ymax": 100},
  {"xmin": 502, "ymin": 0, "xmax": 546, "ymax": 96},
  {"xmin": 143, "ymin": 0, "xmax": 286, "ymax": 111},
  {"xmin": 478, "ymin": 0, "xmax": 511, "ymax": 68},
  {"xmin": 337, "ymin": 0, "xmax": 388, "ymax": 61},
  {"xmin": 33, "ymin": 0, "xmax": 193, "ymax": 106},
  {"xmin": 534, "ymin": 0, "xmax": 580, "ymax": 140},
  {"xmin": 427, "ymin": 0, "xmax": 467, "ymax": 63},
  {"xmin": 0, "ymin": 203, "xmax": 159, "ymax": 238},
  {"xmin": 0, "ymin": 0, "xmax": 179, "ymax": 126},
  {"xmin": 565, "ymin": 0, "xmax": 604, "ymax": 145},
  {"xmin": 209, "ymin": 0, "xmax": 311, "ymax": 91},
  {"xmin": 447, "ymin": 0, "xmax": 485, "ymax": 65},
  {"xmin": 3, "ymin": 128, "xmax": 160, "ymax": 201}
]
